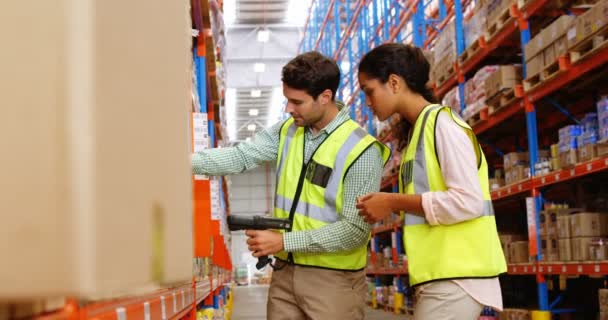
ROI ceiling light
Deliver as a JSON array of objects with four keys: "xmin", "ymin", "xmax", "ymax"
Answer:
[
  {"xmin": 257, "ymin": 29, "xmax": 270, "ymax": 42},
  {"xmin": 254, "ymin": 63, "xmax": 266, "ymax": 73},
  {"xmin": 249, "ymin": 109, "xmax": 259, "ymax": 116},
  {"xmin": 250, "ymin": 89, "xmax": 262, "ymax": 98},
  {"xmin": 247, "ymin": 124, "xmax": 257, "ymax": 131}
]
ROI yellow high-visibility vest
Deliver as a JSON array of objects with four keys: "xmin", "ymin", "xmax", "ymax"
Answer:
[
  {"xmin": 399, "ymin": 104, "xmax": 507, "ymax": 286},
  {"xmin": 274, "ymin": 117, "xmax": 390, "ymax": 270}
]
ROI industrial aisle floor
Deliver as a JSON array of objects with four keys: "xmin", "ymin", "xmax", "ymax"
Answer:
[{"xmin": 232, "ymin": 285, "xmax": 409, "ymax": 319}]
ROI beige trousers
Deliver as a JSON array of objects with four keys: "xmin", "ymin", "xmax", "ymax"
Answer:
[
  {"xmin": 414, "ymin": 280, "xmax": 484, "ymax": 320},
  {"xmin": 267, "ymin": 262, "xmax": 367, "ymax": 320}
]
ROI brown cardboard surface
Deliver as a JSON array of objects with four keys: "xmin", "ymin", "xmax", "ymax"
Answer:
[
  {"xmin": 484, "ymin": 65, "xmax": 523, "ymax": 99},
  {"xmin": 544, "ymin": 44, "xmax": 556, "ymax": 66},
  {"xmin": 541, "ymin": 235, "xmax": 559, "ymax": 261},
  {"xmin": 0, "ymin": 0, "xmax": 193, "ymax": 298},
  {"xmin": 504, "ymin": 152, "xmax": 529, "ymax": 170},
  {"xmin": 578, "ymin": 143, "xmax": 599, "ymax": 162},
  {"xmin": 557, "ymin": 215, "xmax": 572, "ymax": 239},
  {"xmin": 510, "ymin": 241, "xmax": 530, "ymax": 263},
  {"xmin": 559, "ymin": 239, "xmax": 572, "ymax": 261},
  {"xmin": 526, "ymin": 53, "xmax": 544, "ymax": 77},
  {"xmin": 571, "ymin": 213, "xmax": 608, "ymax": 237},
  {"xmin": 554, "ymin": 35, "xmax": 569, "ymax": 57},
  {"xmin": 559, "ymin": 149, "xmax": 578, "ymax": 167}
]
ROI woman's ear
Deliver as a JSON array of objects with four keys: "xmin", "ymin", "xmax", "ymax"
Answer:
[{"xmin": 388, "ymin": 74, "xmax": 402, "ymax": 93}]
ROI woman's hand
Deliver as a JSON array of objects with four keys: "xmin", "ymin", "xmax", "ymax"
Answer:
[{"xmin": 356, "ymin": 192, "xmax": 394, "ymax": 224}]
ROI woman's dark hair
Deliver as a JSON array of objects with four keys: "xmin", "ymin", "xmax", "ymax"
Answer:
[
  {"xmin": 358, "ymin": 43, "xmax": 438, "ymax": 150},
  {"xmin": 282, "ymin": 51, "xmax": 340, "ymax": 100}
]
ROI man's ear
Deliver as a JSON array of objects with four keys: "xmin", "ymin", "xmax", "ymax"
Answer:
[{"xmin": 319, "ymin": 89, "xmax": 333, "ymax": 105}]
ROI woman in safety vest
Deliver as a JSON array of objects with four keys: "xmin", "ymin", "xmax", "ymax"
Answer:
[{"xmin": 355, "ymin": 43, "xmax": 506, "ymax": 320}]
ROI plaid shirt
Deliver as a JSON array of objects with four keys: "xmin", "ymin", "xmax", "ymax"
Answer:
[{"xmin": 192, "ymin": 102, "xmax": 384, "ymax": 253}]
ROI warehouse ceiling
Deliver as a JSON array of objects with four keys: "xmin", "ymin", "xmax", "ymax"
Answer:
[{"xmin": 223, "ymin": 0, "xmax": 309, "ymax": 142}]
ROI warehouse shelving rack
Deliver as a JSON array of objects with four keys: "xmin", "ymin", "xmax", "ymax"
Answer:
[
  {"xmin": 300, "ymin": 0, "xmax": 608, "ymax": 316},
  {"xmin": 20, "ymin": 2, "xmax": 234, "ymax": 319}
]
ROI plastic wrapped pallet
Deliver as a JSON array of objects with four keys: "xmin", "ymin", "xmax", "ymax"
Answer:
[
  {"xmin": 464, "ymin": 5, "xmax": 488, "ymax": 48},
  {"xmin": 598, "ymin": 96, "xmax": 608, "ymax": 141},
  {"xmin": 442, "ymin": 86, "xmax": 461, "ymax": 113}
]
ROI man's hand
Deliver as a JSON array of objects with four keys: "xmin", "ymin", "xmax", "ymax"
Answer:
[
  {"xmin": 246, "ymin": 230, "xmax": 284, "ymax": 257},
  {"xmin": 356, "ymin": 192, "xmax": 394, "ymax": 224}
]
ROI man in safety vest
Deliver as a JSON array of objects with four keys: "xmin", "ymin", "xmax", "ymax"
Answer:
[{"xmin": 193, "ymin": 51, "xmax": 390, "ymax": 319}]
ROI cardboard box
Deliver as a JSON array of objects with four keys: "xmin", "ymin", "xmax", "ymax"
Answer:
[
  {"xmin": 557, "ymin": 215, "xmax": 572, "ymax": 238},
  {"xmin": 551, "ymin": 157, "xmax": 561, "ymax": 171},
  {"xmin": 500, "ymin": 234, "xmax": 527, "ymax": 245},
  {"xmin": 572, "ymin": 237, "xmax": 592, "ymax": 260},
  {"xmin": 510, "ymin": 241, "xmax": 530, "ymax": 263},
  {"xmin": 594, "ymin": 0, "xmax": 608, "ymax": 34},
  {"xmin": 0, "ymin": 0, "xmax": 193, "ymax": 298},
  {"xmin": 590, "ymin": 238, "xmax": 608, "ymax": 260},
  {"xmin": 544, "ymin": 15, "xmax": 576, "ymax": 47},
  {"xmin": 572, "ymin": 9, "xmax": 596, "ymax": 47},
  {"xmin": 548, "ymin": 208, "xmax": 581, "ymax": 236},
  {"xmin": 484, "ymin": 65, "xmax": 523, "ymax": 99},
  {"xmin": 599, "ymin": 288, "xmax": 608, "ymax": 313},
  {"xmin": 578, "ymin": 143, "xmax": 599, "ymax": 162},
  {"xmin": 540, "ymin": 211, "xmax": 549, "ymax": 236},
  {"xmin": 526, "ymin": 53, "xmax": 544, "ymax": 77},
  {"xmin": 504, "ymin": 152, "xmax": 529, "ymax": 170},
  {"xmin": 551, "ymin": 143, "xmax": 560, "ymax": 158},
  {"xmin": 559, "ymin": 149, "xmax": 578, "ymax": 167},
  {"xmin": 572, "ymin": 237, "xmax": 608, "ymax": 260},
  {"xmin": 525, "ymin": 31, "xmax": 545, "ymax": 60},
  {"xmin": 559, "ymin": 239, "xmax": 572, "ymax": 261},
  {"xmin": 541, "ymin": 235, "xmax": 559, "ymax": 261},
  {"xmin": 554, "ymin": 36, "xmax": 569, "ymax": 57},
  {"xmin": 544, "ymin": 44, "xmax": 556, "ymax": 66},
  {"xmin": 571, "ymin": 213, "xmax": 608, "ymax": 237}
]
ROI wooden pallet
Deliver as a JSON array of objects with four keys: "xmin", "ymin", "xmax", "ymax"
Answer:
[
  {"xmin": 466, "ymin": 108, "xmax": 489, "ymax": 127},
  {"xmin": 435, "ymin": 69, "xmax": 456, "ymax": 88},
  {"xmin": 458, "ymin": 38, "xmax": 483, "ymax": 65},
  {"xmin": 541, "ymin": 59, "xmax": 564, "ymax": 82},
  {"xmin": 487, "ymin": 88, "xmax": 518, "ymax": 115},
  {"xmin": 523, "ymin": 72, "xmax": 542, "ymax": 92},
  {"xmin": 569, "ymin": 25, "xmax": 608, "ymax": 64},
  {"xmin": 485, "ymin": 7, "xmax": 514, "ymax": 42}
]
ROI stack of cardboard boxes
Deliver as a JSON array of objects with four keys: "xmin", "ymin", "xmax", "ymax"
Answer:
[
  {"xmin": 484, "ymin": 0, "xmax": 514, "ymax": 39},
  {"xmin": 567, "ymin": 0, "xmax": 608, "ymax": 62},
  {"xmin": 500, "ymin": 234, "xmax": 529, "ymax": 263},
  {"xmin": 524, "ymin": 15, "xmax": 575, "ymax": 88},
  {"xmin": 558, "ymin": 125, "xmax": 584, "ymax": 168},
  {"xmin": 555, "ymin": 210, "xmax": 608, "ymax": 261},
  {"xmin": 431, "ymin": 22, "xmax": 456, "ymax": 87},
  {"xmin": 484, "ymin": 65, "xmax": 523, "ymax": 113},
  {"xmin": 540, "ymin": 207, "xmax": 581, "ymax": 261},
  {"xmin": 503, "ymin": 152, "xmax": 529, "ymax": 185}
]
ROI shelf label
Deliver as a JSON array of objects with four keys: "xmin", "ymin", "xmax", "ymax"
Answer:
[
  {"xmin": 540, "ymin": 266, "xmax": 544, "ymax": 273},
  {"xmin": 605, "ymin": 159, "xmax": 608, "ymax": 166},
  {"xmin": 513, "ymin": 266, "xmax": 518, "ymax": 273},
  {"xmin": 548, "ymin": 266, "xmax": 553, "ymax": 273},
  {"xmin": 116, "ymin": 307, "xmax": 127, "ymax": 320},
  {"xmin": 144, "ymin": 302, "xmax": 150, "ymax": 320},
  {"xmin": 526, "ymin": 197, "xmax": 539, "ymax": 256},
  {"xmin": 518, "ymin": 184, "xmax": 523, "ymax": 191},
  {"xmin": 578, "ymin": 265, "xmax": 583, "ymax": 273},
  {"xmin": 587, "ymin": 164, "xmax": 592, "ymax": 171},
  {"xmin": 533, "ymin": 266, "xmax": 537, "ymax": 272},
  {"xmin": 161, "ymin": 296, "xmax": 167, "ymax": 320},
  {"xmin": 555, "ymin": 173, "xmax": 560, "ymax": 181},
  {"xmin": 570, "ymin": 169, "xmax": 575, "ymax": 176},
  {"xmin": 541, "ymin": 177, "xmax": 546, "ymax": 184},
  {"xmin": 562, "ymin": 266, "xmax": 567, "ymax": 273},
  {"xmin": 524, "ymin": 266, "xmax": 529, "ymax": 272},
  {"xmin": 498, "ymin": 191, "xmax": 502, "ymax": 197},
  {"xmin": 596, "ymin": 265, "xmax": 600, "ymax": 273},
  {"xmin": 508, "ymin": 187, "xmax": 512, "ymax": 194}
]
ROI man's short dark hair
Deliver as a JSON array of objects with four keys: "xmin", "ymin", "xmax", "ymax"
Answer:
[{"xmin": 281, "ymin": 51, "xmax": 341, "ymax": 100}]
